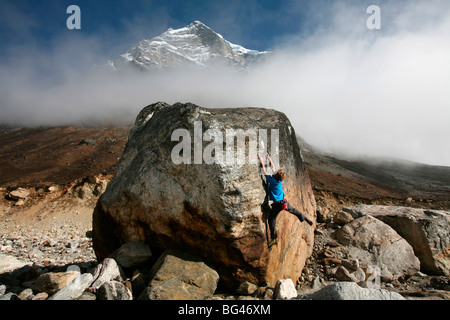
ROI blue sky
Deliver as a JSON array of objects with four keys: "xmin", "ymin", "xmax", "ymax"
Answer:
[
  {"xmin": 0, "ymin": 0, "xmax": 382, "ymax": 57},
  {"xmin": 1, "ymin": 0, "xmax": 450, "ymax": 166}
]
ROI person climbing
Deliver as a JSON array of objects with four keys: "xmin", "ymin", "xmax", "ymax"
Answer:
[{"xmin": 258, "ymin": 153, "xmax": 313, "ymax": 248}]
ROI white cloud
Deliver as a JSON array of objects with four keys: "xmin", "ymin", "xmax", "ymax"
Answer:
[{"xmin": 1, "ymin": 1, "xmax": 449, "ymax": 166}]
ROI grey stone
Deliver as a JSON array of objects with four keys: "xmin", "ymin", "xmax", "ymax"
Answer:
[
  {"xmin": 334, "ymin": 215, "xmax": 420, "ymax": 281},
  {"xmin": 333, "ymin": 211, "xmax": 354, "ymax": 226},
  {"xmin": 97, "ymin": 280, "xmax": 132, "ymax": 300},
  {"xmin": 33, "ymin": 271, "xmax": 80, "ymax": 294},
  {"xmin": 48, "ymin": 273, "xmax": 93, "ymax": 300},
  {"xmin": 138, "ymin": 249, "xmax": 219, "ymax": 300},
  {"xmin": 17, "ymin": 288, "xmax": 34, "ymax": 300},
  {"xmin": 0, "ymin": 292, "xmax": 17, "ymax": 300},
  {"xmin": 274, "ymin": 279, "xmax": 297, "ymax": 300},
  {"xmin": 347, "ymin": 204, "xmax": 450, "ymax": 276},
  {"xmin": 91, "ymin": 258, "xmax": 123, "ymax": 289},
  {"xmin": 335, "ymin": 266, "xmax": 359, "ymax": 282},
  {"xmin": 298, "ymin": 282, "xmax": 405, "ymax": 300},
  {"xmin": 0, "ymin": 253, "xmax": 31, "ymax": 274},
  {"xmin": 111, "ymin": 241, "xmax": 152, "ymax": 269},
  {"xmin": 236, "ymin": 281, "xmax": 258, "ymax": 295}
]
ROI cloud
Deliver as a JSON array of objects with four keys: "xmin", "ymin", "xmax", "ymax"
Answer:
[{"xmin": 1, "ymin": 0, "xmax": 449, "ymax": 166}]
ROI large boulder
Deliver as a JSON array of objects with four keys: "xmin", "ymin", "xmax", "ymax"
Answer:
[
  {"xmin": 92, "ymin": 102, "xmax": 316, "ymax": 288},
  {"xmin": 333, "ymin": 215, "xmax": 420, "ymax": 281},
  {"xmin": 346, "ymin": 204, "xmax": 450, "ymax": 276}
]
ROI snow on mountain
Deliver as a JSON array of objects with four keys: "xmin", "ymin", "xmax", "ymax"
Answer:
[{"xmin": 108, "ymin": 21, "xmax": 268, "ymax": 72}]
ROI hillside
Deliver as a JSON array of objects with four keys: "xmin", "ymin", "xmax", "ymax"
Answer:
[{"xmin": 1, "ymin": 125, "xmax": 448, "ymax": 210}]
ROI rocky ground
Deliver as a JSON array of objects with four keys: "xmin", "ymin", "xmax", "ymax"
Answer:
[{"xmin": 0, "ymin": 126, "xmax": 449, "ymax": 300}]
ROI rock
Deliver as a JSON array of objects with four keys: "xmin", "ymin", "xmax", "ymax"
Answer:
[
  {"xmin": 48, "ymin": 273, "xmax": 93, "ymax": 300},
  {"xmin": 97, "ymin": 280, "xmax": 133, "ymax": 300},
  {"xmin": 316, "ymin": 207, "xmax": 331, "ymax": 223},
  {"xmin": 0, "ymin": 284, "xmax": 5, "ymax": 295},
  {"xmin": 400, "ymin": 289, "xmax": 450, "ymax": 300},
  {"xmin": 353, "ymin": 268, "xmax": 366, "ymax": 283},
  {"xmin": 76, "ymin": 292, "xmax": 97, "ymax": 300},
  {"xmin": 333, "ymin": 215, "xmax": 420, "ymax": 281},
  {"xmin": 333, "ymin": 211, "xmax": 354, "ymax": 226},
  {"xmin": 335, "ymin": 266, "xmax": 359, "ymax": 282},
  {"xmin": 347, "ymin": 204, "xmax": 450, "ymax": 276},
  {"xmin": 131, "ymin": 269, "xmax": 150, "ymax": 298},
  {"xmin": 0, "ymin": 253, "xmax": 31, "ymax": 274},
  {"xmin": 32, "ymin": 292, "xmax": 49, "ymax": 300},
  {"xmin": 110, "ymin": 241, "xmax": 152, "ymax": 269},
  {"xmin": 8, "ymin": 188, "xmax": 30, "ymax": 201},
  {"xmin": 0, "ymin": 292, "xmax": 17, "ymax": 300},
  {"xmin": 342, "ymin": 258, "xmax": 359, "ymax": 271},
  {"xmin": 17, "ymin": 288, "xmax": 34, "ymax": 300},
  {"xmin": 274, "ymin": 279, "xmax": 297, "ymax": 300},
  {"xmin": 236, "ymin": 281, "xmax": 259, "ymax": 295},
  {"xmin": 138, "ymin": 249, "xmax": 219, "ymax": 300},
  {"xmin": 92, "ymin": 102, "xmax": 316, "ymax": 288},
  {"xmin": 298, "ymin": 282, "xmax": 405, "ymax": 300},
  {"xmin": 33, "ymin": 271, "xmax": 80, "ymax": 294},
  {"xmin": 91, "ymin": 258, "xmax": 124, "ymax": 289},
  {"xmin": 311, "ymin": 276, "xmax": 322, "ymax": 290}
]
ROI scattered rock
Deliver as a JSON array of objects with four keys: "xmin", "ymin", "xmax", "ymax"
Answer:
[
  {"xmin": 17, "ymin": 288, "xmax": 34, "ymax": 300},
  {"xmin": 0, "ymin": 254, "xmax": 31, "ymax": 273},
  {"xmin": 138, "ymin": 249, "xmax": 219, "ymax": 300},
  {"xmin": 298, "ymin": 282, "xmax": 405, "ymax": 300},
  {"xmin": 97, "ymin": 280, "xmax": 133, "ymax": 300},
  {"xmin": 342, "ymin": 258, "xmax": 359, "ymax": 271},
  {"xmin": 91, "ymin": 258, "xmax": 124, "ymax": 289},
  {"xmin": 7, "ymin": 188, "xmax": 30, "ymax": 201},
  {"xmin": 32, "ymin": 292, "xmax": 48, "ymax": 300},
  {"xmin": 347, "ymin": 204, "xmax": 450, "ymax": 276},
  {"xmin": 333, "ymin": 211, "xmax": 354, "ymax": 226},
  {"xmin": 110, "ymin": 241, "xmax": 152, "ymax": 269},
  {"xmin": 335, "ymin": 266, "xmax": 359, "ymax": 283},
  {"xmin": 48, "ymin": 273, "xmax": 93, "ymax": 300},
  {"xmin": 0, "ymin": 292, "xmax": 17, "ymax": 300},
  {"xmin": 333, "ymin": 215, "xmax": 420, "ymax": 281},
  {"xmin": 236, "ymin": 281, "xmax": 259, "ymax": 295},
  {"xmin": 274, "ymin": 279, "xmax": 297, "ymax": 300},
  {"xmin": 33, "ymin": 270, "xmax": 80, "ymax": 294}
]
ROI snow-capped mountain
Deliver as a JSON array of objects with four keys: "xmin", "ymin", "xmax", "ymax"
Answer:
[{"xmin": 108, "ymin": 21, "xmax": 268, "ymax": 72}]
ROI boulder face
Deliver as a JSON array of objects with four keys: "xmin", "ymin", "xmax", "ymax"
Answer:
[
  {"xmin": 347, "ymin": 204, "xmax": 450, "ymax": 276},
  {"xmin": 92, "ymin": 102, "xmax": 316, "ymax": 288},
  {"xmin": 333, "ymin": 215, "xmax": 420, "ymax": 281}
]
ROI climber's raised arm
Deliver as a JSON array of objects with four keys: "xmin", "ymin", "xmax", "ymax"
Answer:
[{"xmin": 258, "ymin": 153, "xmax": 269, "ymax": 177}]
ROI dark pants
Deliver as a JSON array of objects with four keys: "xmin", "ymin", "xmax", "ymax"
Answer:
[{"xmin": 268, "ymin": 201, "xmax": 307, "ymax": 240}]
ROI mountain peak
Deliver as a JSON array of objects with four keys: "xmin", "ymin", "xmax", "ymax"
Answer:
[
  {"xmin": 190, "ymin": 20, "xmax": 207, "ymax": 27},
  {"xmin": 109, "ymin": 21, "xmax": 267, "ymax": 72}
]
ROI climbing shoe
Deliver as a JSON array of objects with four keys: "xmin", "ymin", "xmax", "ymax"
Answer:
[
  {"xmin": 305, "ymin": 218, "xmax": 313, "ymax": 226},
  {"xmin": 268, "ymin": 239, "xmax": 278, "ymax": 248}
]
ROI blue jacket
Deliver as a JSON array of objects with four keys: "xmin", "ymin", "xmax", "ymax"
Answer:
[{"xmin": 266, "ymin": 174, "xmax": 285, "ymax": 202}]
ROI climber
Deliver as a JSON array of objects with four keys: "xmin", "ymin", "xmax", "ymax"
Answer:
[{"xmin": 258, "ymin": 153, "xmax": 313, "ymax": 248}]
